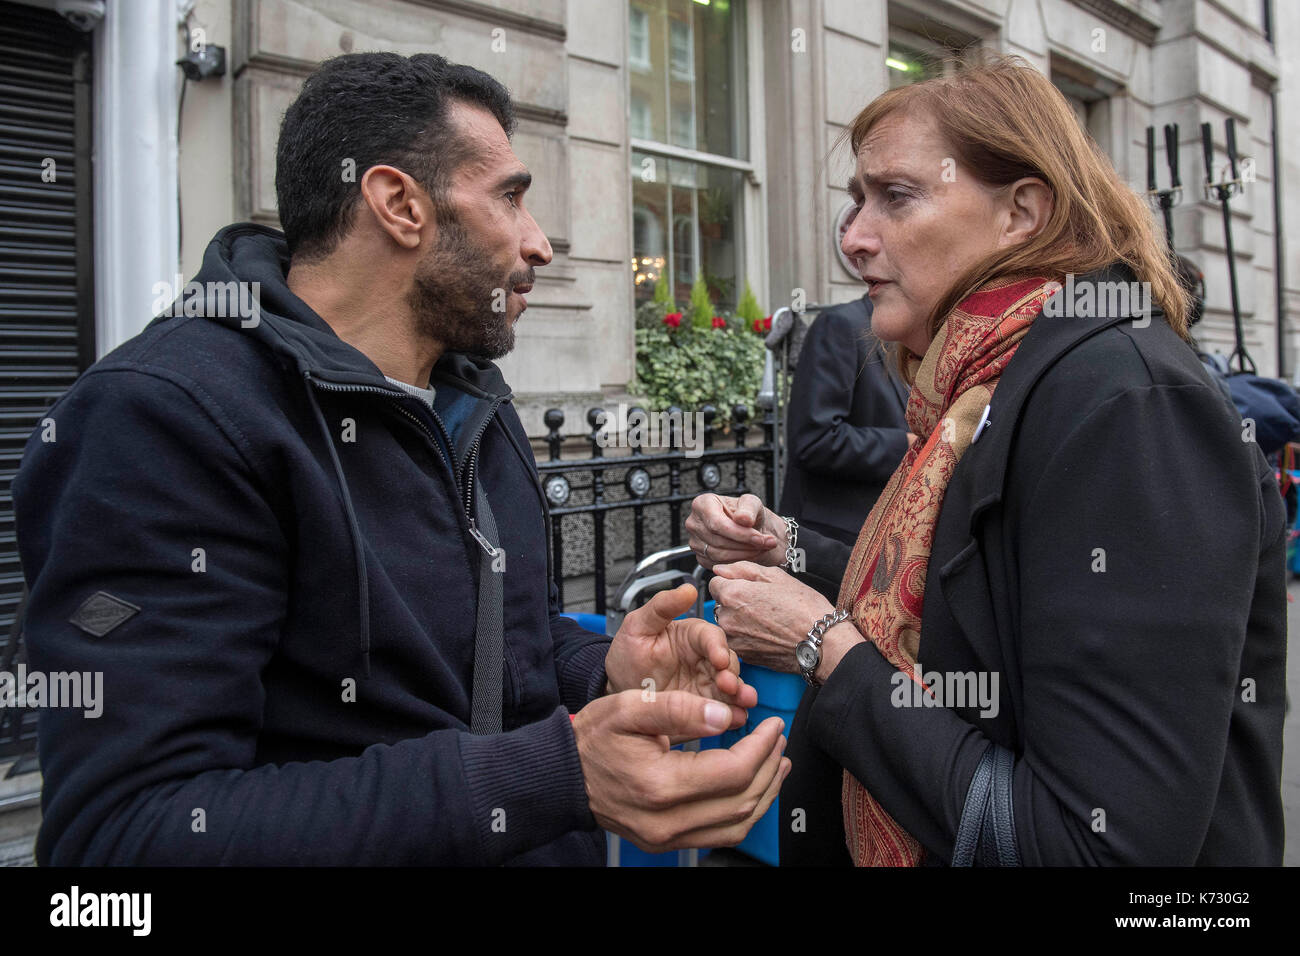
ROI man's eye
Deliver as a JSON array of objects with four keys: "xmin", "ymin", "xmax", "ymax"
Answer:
[
  {"xmin": 884, "ymin": 188, "xmax": 909, "ymax": 205},
  {"xmin": 505, "ymin": 191, "xmax": 520, "ymax": 207}
]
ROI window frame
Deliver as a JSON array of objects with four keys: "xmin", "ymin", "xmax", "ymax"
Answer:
[{"xmin": 626, "ymin": 0, "xmax": 764, "ymax": 312}]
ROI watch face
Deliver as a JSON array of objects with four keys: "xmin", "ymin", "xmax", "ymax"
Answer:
[{"xmin": 795, "ymin": 641, "xmax": 819, "ymax": 670}]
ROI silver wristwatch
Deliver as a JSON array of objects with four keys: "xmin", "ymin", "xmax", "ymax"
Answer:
[{"xmin": 795, "ymin": 608, "xmax": 850, "ymax": 686}]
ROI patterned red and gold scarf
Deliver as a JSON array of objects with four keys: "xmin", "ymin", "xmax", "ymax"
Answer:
[{"xmin": 835, "ymin": 275, "xmax": 1058, "ymax": 867}]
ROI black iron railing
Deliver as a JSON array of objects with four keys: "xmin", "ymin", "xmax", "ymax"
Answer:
[
  {"xmin": 0, "ymin": 586, "xmax": 36, "ymax": 770},
  {"xmin": 538, "ymin": 403, "xmax": 775, "ymax": 614}
]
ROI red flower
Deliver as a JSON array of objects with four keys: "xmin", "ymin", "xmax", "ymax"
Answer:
[
  {"xmin": 712, "ymin": 316, "xmax": 727, "ymax": 329},
  {"xmin": 755, "ymin": 315, "xmax": 772, "ymax": 333},
  {"xmin": 663, "ymin": 312, "xmax": 682, "ymax": 328}
]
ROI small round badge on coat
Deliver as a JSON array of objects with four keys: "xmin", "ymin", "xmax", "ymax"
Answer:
[{"xmin": 972, "ymin": 404, "xmax": 992, "ymax": 444}]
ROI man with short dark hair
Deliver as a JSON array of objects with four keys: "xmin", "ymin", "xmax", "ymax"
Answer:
[{"xmin": 14, "ymin": 53, "xmax": 788, "ymax": 865}]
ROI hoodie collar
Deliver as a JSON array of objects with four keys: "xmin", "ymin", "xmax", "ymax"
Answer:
[{"xmin": 197, "ymin": 222, "xmax": 513, "ymax": 402}]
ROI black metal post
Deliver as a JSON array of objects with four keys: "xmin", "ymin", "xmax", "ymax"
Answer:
[
  {"xmin": 667, "ymin": 406, "xmax": 682, "ymax": 546},
  {"xmin": 543, "ymin": 408, "xmax": 566, "ymax": 608},
  {"xmin": 1203, "ymin": 120, "xmax": 1255, "ymax": 373},
  {"xmin": 732, "ymin": 404, "xmax": 749, "ymax": 494},
  {"xmin": 587, "ymin": 408, "xmax": 607, "ymax": 614},
  {"xmin": 630, "ymin": 406, "xmax": 645, "ymax": 562}
]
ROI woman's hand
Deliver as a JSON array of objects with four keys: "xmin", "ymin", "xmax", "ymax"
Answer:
[
  {"xmin": 709, "ymin": 561, "xmax": 864, "ymax": 677},
  {"xmin": 686, "ymin": 493, "xmax": 787, "ymax": 570},
  {"xmin": 710, "ymin": 563, "xmax": 868, "ymax": 680}
]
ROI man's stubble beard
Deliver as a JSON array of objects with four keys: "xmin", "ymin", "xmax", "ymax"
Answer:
[{"xmin": 408, "ymin": 209, "xmax": 532, "ymax": 361}]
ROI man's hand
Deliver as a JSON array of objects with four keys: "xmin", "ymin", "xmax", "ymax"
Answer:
[
  {"xmin": 604, "ymin": 583, "xmax": 756, "ymax": 739},
  {"xmin": 685, "ymin": 493, "xmax": 786, "ymax": 570},
  {"xmin": 572, "ymin": 690, "xmax": 790, "ymax": 852}
]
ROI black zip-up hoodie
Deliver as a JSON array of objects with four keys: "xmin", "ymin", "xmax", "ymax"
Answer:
[{"xmin": 14, "ymin": 223, "xmax": 611, "ymax": 865}]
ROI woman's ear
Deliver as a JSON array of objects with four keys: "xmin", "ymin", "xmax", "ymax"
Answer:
[{"xmin": 1000, "ymin": 177, "xmax": 1054, "ymax": 246}]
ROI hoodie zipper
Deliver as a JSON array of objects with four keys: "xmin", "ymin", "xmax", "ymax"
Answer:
[
  {"xmin": 306, "ymin": 376, "xmax": 502, "ymax": 546},
  {"xmin": 459, "ymin": 400, "xmax": 504, "ymax": 553},
  {"xmin": 308, "ymin": 375, "xmax": 519, "ymax": 713}
]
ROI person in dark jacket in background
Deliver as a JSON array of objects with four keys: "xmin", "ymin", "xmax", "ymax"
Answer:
[
  {"xmin": 777, "ymin": 295, "xmax": 912, "ymax": 599},
  {"xmin": 12, "ymin": 53, "xmax": 789, "ymax": 866},
  {"xmin": 688, "ymin": 57, "xmax": 1285, "ymax": 866}
]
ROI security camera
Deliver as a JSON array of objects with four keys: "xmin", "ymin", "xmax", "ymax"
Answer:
[
  {"xmin": 55, "ymin": 0, "xmax": 105, "ymax": 31},
  {"xmin": 177, "ymin": 45, "xmax": 226, "ymax": 82}
]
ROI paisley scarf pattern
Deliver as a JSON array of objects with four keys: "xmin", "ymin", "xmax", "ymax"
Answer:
[{"xmin": 836, "ymin": 275, "xmax": 1058, "ymax": 867}]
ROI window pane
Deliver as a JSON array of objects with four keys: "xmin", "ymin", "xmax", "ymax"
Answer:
[
  {"xmin": 629, "ymin": 7, "xmax": 650, "ymax": 68},
  {"xmin": 628, "ymin": 0, "xmax": 746, "ymax": 160},
  {"xmin": 631, "ymin": 150, "xmax": 669, "ymax": 302},
  {"xmin": 886, "ymin": 41, "xmax": 943, "ymax": 89},
  {"xmin": 690, "ymin": 161, "xmax": 741, "ymax": 310},
  {"xmin": 632, "ymin": 150, "xmax": 742, "ymax": 311},
  {"xmin": 629, "ymin": 0, "xmax": 668, "ymax": 142},
  {"xmin": 670, "ymin": 20, "xmax": 693, "ymax": 79}
]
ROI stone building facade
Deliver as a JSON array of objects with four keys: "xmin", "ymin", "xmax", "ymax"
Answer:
[{"xmin": 13, "ymin": 0, "xmax": 1300, "ymax": 435}]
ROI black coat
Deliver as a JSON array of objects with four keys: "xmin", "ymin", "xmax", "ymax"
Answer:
[
  {"xmin": 778, "ymin": 295, "xmax": 910, "ymax": 549},
  {"xmin": 781, "ymin": 266, "xmax": 1287, "ymax": 866},
  {"xmin": 14, "ymin": 225, "xmax": 608, "ymax": 865}
]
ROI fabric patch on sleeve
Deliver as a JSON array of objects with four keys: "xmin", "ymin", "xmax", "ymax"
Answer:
[{"xmin": 69, "ymin": 591, "xmax": 140, "ymax": 638}]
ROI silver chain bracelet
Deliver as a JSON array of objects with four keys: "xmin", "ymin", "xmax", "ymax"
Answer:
[
  {"xmin": 807, "ymin": 607, "xmax": 850, "ymax": 644},
  {"xmin": 778, "ymin": 515, "xmax": 799, "ymax": 571}
]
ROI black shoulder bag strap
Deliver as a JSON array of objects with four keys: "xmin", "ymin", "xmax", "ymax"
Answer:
[
  {"xmin": 951, "ymin": 742, "xmax": 1022, "ymax": 866},
  {"xmin": 469, "ymin": 480, "xmax": 505, "ymax": 735}
]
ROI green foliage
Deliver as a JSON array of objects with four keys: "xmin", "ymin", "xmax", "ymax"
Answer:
[
  {"xmin": 634, "ymin": 315, "xmax": 766, "ymax": 429},
  {"xmin": 635, "ymin": 298, "xmax": 672, "ymax": 330},
  {"xmin": 687, "ymin": 274, "xmax": 714, "ymax": 330},
  {"xmin": 651, "ymin": 275, "xmax": 675, "ymax": 310},
  {"xmin": 735, "ymin": 281, "xmax": 764, "ymax": 325}
]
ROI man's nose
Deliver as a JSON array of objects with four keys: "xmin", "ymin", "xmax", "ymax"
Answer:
[{"xmin": 522, "ymin": 211, "xmax": 552, "ymax": 266}]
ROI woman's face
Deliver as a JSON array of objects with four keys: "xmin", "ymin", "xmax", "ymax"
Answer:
[{"xmin": 840, "ymin": 111, "xmax": 1006, "ymax": 357}]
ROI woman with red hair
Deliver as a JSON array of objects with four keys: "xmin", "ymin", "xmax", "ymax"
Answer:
[{"xmin": 687, "ymin": 56, "xmax": 1285, "ymax": 866}]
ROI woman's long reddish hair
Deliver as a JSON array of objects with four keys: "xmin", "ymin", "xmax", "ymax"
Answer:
[{"xmin": 844, "ymin": 54, "xmax": 1188, "ymax": 370}]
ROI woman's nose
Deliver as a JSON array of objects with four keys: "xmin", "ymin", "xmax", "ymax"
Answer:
[
  {"xmin": 842, "ymin": 208, "xmax": 883, "ymax": 261},
  {"xmin": 841, "ymin": 209, "xmax": 882, "ymax": 264}
]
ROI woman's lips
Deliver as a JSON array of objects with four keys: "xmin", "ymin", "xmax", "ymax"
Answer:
[{"xmin": 865, "ymin": 280, "xmax": 891, "ymax": 297}]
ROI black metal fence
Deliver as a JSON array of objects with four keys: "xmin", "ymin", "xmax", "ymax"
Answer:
[
  {"xmin": 0, "ymin": 588, "xmax": 35, "ymax": 767},
  {"xmin": 538, "ymin": 403, "xmax": 776, "ymax": 614}
]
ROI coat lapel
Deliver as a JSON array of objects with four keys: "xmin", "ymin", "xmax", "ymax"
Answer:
[
  {"xmin": 950, "ymin": 263, "xmax": 1152, "ymax": 536},
  {"xmin": 930, "ymin": 264, "xmax": 1155, "ymax": 735}
]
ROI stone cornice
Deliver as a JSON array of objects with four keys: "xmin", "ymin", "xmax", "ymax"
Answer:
[{"xmin": 1072, "ymin": 0, "xmax": 1161, "ymax": 46}]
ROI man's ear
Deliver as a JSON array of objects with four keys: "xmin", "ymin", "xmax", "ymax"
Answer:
[
  {"xmin": 999, "ymin": 177, "xmax": 1054, "ymax": 246},
  {"xmin": 358, "ymin": 165, "xmax": 428, "ymax": 251}
]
